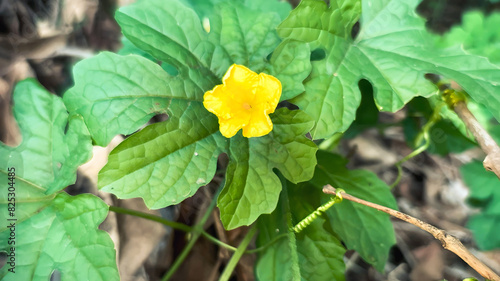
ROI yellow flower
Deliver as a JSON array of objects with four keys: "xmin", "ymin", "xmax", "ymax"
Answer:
[{"xmin": 203, "ymin": 64, "xmax": 282, "ymax": 138}]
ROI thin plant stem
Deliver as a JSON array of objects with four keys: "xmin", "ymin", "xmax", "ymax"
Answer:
[
  {"xmin": 390, "ymin": 103, "xmax": 443, "ymax": 188},
  {"xmin": 162, "ymin": 225, "xmax": 199, "ymax": 281},
  {"xmin": 108, "ymin": 205, "xmax": 192, "ymax": 232},
  {"xmin": 219, "ymin": 225, "xmax": 258, "ymax": 281},
  {"xmin": 109, "ymin": 205, "xmax": 239, "ymax": 252},
  {"xmin": 200, "ymin": 231, "xmax": 237, "ymax": 252},
  {"xmin": 390, "ymin": 136, "xmax": 431, "ymax": 188},
  {"xmin": 161, "ymin": 186, "xmax": 222, "ymax": 281},
  {"xmin": 245, "ymin": 233, "xmax": 288, "ymax": 254},
  {"xmin": 109, "ymin": 203, "xmax": 280, "ymax": 255}
]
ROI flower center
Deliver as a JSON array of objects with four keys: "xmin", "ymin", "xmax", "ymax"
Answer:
[{"xmin": 242, "ymin": 102, "xmax": 252, "ymax": 110}]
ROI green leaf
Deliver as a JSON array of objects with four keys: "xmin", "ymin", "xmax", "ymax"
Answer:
[
  {"xmin": 116, "ymin": 0, "xmax": 286, "ymax": 81},
  {"xmin": 309, "ymin": 151, "xmax": 397, "ymax": 272},
  {"xmin": 267, "ymin": 39, "xmax": 312, "ymax": 101},
  {"xmin": 278, "ymin": 0, "xmax": 500, "ymax": 139},
  {"xmin": 118, "ymin": 37, "xmax": 178, "ymax": 76},
  {"xmin": 438, "ymin": 11, "xmax": 500, "ymax": 64},
  {"xmin": 177, "ymin": 0, "xmax": 227, "ymax": 19},
  {"xmin": 0, "ymin": 193, "xmax": 118, "ymax": 281},
  {"xmin": 0, "ymin": 80, "xmax": 117, "ymax": 280},
  {"xmin": 68, "ymin": 1, "xmax": 295, "ymax": 147},
  {"xmin": 173, "ymin": 0, "xmax": 289, "ymax": 75},
  {"xmin": 467, "ymin": 213, "xmax": 500, "ymax": 250},
  {"xmin": 118, "ymin": 36, "xmax": 156, "ymax": 62},
  {"xmin": 64, "ymin": 52, "xmax": 200, "ymax": 146},
  {"xmin": 242, "ymin": 0, "xmax": 291, "ymax": 21},
  {"xmin": 256, "ymin": 179, "xmax": 346, "ymax": 281},
  {"xmin": 218, "ymin": 108, "xmax": 317, "ymax": 229},
  {"xmin": 115, "ymin": 0, "xmax": 220, "ymax": 88},
  {"xmin": 0, "ymin": 79, "xmax": 92, "ymax": 223},
  {"xmin": 98, "ymin": 102, "xmax": 226, "ymax": 209},
  {"xmin": 182, "ymin": 0, "xmax": 291, "ymax": 21},
  {"xmin": 207, "ymin": 1, "xmax": 282, "ymax": 73},
  {"xmin": 461, "ymin": 161, "xmax": 500, "ymax": 250}
]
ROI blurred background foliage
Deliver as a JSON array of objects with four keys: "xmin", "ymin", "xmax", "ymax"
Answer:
[{"xmin": 2, "ymin": 0, "xmax": 500, "ymax": 280}]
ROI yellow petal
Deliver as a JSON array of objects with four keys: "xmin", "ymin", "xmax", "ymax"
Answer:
[
  {"xmin": 257, "ymin": 73, "xmax": 282, "ymax": 114},
  {"xmin": 219, "ymin": 116, "xmax": 246, "ymax": 138},
  {"xmin": 203, "ymin": 85, "xmax": 233, "ymax": 119},
  {"xmin": 203, "ymin": 64, "xmax": 282, "ymax": 139},
  {"xmin": 223, "ymin": 64, "xmax": 259, "ymax": 87},
  {"xmin": 242, "ymin": 112, "xmax": 273, "ymax": 138}
]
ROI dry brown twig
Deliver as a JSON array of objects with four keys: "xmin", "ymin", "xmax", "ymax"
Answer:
[
  {"xmin": 426, "ymin": 75, "xmax": 500, "ymax": 178},
  {"xmin": 453, "ymin": 101, "xmax": 500, "ymax": 179},
  {"xmin": 322, "ymin": 184, "xmax": 500, "ymax": 281}
]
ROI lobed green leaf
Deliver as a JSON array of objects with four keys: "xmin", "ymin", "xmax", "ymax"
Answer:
[
  {"xmin": 218, "ymin": 108, "xmax": 317, "ymax": 229},
  {"xmin": 1, "ymin": 80, "xmax": 92, "ymax": 223},
  {"xmin": 242, "ymin": 0, "xmax": 291, "ymax": 21},
  {"xmin": 116, "ymin": 0, "xmax": 220, "ymax": 88},
  {"xmin": 207, "ymin": 1, "xmax": 282, "ymax": 74},
  {"xmin": 0, "ymin": 80, "xmax": 117, "ymax": 281},
  {"xmin": 180, "ymin": 0, "xmax": 291, "ymax": 28},
  {"xmin": 278, "ymin": 0, "xmax": 500, "ymax": 139},
  {"xmin": 0, "ymin": 193, "xmax": 118, "ymax": 281},
  {"xmin": 99, "ymin": 102, "xmax": 226, "ymax": 209},
  {"xmin": 64, "ymin": 52, "xmax": 199, "ymax": 146},
  {"xmin": 267, "ymin": 39, "xmax": 312, "ymax": 101}
]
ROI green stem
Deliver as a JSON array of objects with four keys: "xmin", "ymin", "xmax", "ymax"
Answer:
[
  {"xmin": 200, "ymin": 231, "xmax": 238, "ymax": 252},
  {"xmin": 162, "ymin": 226, "xmax": 199, "ymax": 281},
  {"xmin": 390, "ymin": 103, "xmax": 443, "ymax": 188},
  {"xmin": 109, "ymin": 205, "xmax": 238, "ymax": 253},
  {"xmin": 162, "ymin": 187, "xmax": 221, "ymax": 281},
  {"xmin": 219, "ymin": 225, "xmax": 258, "ymax": 281},
  {"xmin": 391, "ymin": 165, "xmax": 403, "ymax": 190},
  {"xmin": 108, "ymin": 192, "xmax": 282, "ymax": 275},
  {"xmin": 108, "ymin": 206, "xmax": 192, "ymax": 232},
  {"xmin": 414, "ymin": 103, "xmax": 443, "ymax": 147},
  {"xmin": 245, "ymin": 233, "xmax": 288, "ymax": 254}
]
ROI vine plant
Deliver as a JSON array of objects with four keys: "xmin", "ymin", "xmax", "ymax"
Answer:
[{"xmin": 2, "ymin": 0, "xmax": 500, "ymax": 280}]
